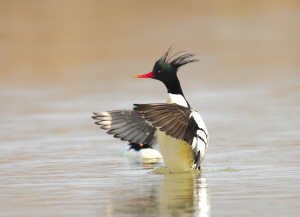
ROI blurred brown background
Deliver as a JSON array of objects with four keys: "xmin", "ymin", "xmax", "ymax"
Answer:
[
  {"xmin": 0, "ymin": 2, "xmax": 300, "ymax": 216},
  {"xmin": 0, "ymin": 0, "xmax": 299, "ymax": 88}
]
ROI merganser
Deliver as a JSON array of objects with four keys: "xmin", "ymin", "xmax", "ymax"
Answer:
[
  {"xmin": 93, "ymin": 47, "xmax": 209, "ymax": 173},
  {"xmin": 120, "ymin": 143, "xmax": 162, "ymax": 159}
]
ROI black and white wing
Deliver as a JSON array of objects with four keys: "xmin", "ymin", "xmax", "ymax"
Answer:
[
  {"xmin": 134, "ymin": 103, "xmax": 209, "ymax": 169},
  {"xmin": 92, "ymin": 109, "xmax": 157, "ymax": 146}
]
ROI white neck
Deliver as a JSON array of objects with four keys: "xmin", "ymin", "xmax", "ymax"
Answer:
[{"xmin": 167, "ymin": 93, "xmax": 188, "ymax": 107}]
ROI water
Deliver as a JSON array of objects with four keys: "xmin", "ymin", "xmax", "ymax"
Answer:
[
  {"xmin": 1, "ymin": 1, "xmax": 300, "ymax": 216},
  {"xmin": 1, "ymin": 75, "xmax": 299, "ymax": 216}
]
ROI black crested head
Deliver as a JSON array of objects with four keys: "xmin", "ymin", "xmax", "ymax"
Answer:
[
  {"xmin": 152, "ymin": 46, "xmax": 199, "ymax": 79},
  {"xmin": 134, "ymin": 46, "xmax": 199, "ymax": 98},
  {"xmin": 149, "ymin": 47, "xmax": 199, "ymax": 96},
  {"xmin": 159, "ymin": 46, "xmax": 199, "ymax": 69}
]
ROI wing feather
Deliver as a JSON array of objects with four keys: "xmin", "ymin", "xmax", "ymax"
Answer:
[{"xmin": 92, "ymin": 109, "xmax": 157, "ymax": 147}]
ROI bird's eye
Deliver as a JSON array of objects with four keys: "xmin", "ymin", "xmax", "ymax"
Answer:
[{"xmin": 157, "ymin": 70, "xmax": 161, "ymax": 74}]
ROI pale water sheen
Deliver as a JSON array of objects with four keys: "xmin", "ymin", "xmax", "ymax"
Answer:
[{"xmin": 0, "ymin": 76, "xmax": 299, "ymax": 217}]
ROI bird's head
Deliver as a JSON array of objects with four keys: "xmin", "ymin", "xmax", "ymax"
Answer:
[{"xmin": 135, "ymin": 46, "xmax": 199, "ymax": 88}]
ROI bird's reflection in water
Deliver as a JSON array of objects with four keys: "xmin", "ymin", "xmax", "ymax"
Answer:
[
  {"xmin": 103, "ymin": 170, "xmax": 210, "ymax": 217},
  {"xmin": 159, "ymin": 172, "xmax": 210, "ymax": 217}
]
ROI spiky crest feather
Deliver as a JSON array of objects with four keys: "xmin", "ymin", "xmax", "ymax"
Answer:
[{"xmin": 160, "ymin": 46, "xmax": 199, "ymax": 69}]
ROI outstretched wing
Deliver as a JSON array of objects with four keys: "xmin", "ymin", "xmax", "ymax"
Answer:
[
  {"xmin": 92, "ymin": 109, "xmax": 157, "ymax": 146},
  {"xmin": 134, "ymin": 103, "xmax": 209, "ymax": 168}
]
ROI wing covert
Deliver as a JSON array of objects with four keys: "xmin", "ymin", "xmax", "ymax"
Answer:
[{"xmin": 134, "ymin": 103, "xmax": 208, "ymax": 147}]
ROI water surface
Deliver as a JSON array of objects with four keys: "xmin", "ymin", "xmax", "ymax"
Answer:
[{"xmin": 1, "ymin": 76, "xmax": 299, "ymax": 216}]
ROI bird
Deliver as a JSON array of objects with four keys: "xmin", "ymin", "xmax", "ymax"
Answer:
[
  {"xmin": 92, "ymin": 47, "xmax": 209, "ymax": 173},
  {"xmin": 120, "ymin": 143, "xmax": 162, "ymax": 159}
]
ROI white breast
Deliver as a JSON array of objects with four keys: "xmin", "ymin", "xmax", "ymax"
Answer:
[
  {"xmin": 157, "ymin": 130, "xmax": 195, "ymax": 173},
  {"xmin": 167, "ymin": 93, "xmax": 188, "ymax": 107}
]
